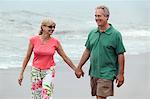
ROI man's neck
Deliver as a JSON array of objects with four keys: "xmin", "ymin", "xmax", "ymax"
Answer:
[{"xmin": 99, "ymin": 23, "xmax": 110, "ymax": 32}]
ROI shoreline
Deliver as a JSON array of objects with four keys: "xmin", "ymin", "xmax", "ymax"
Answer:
[{"xmin": 0, "ymin": 53, "xmax": 150, "ymax": 99}]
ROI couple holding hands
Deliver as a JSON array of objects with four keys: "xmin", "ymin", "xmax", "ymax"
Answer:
[{"xmin": 18, "ymin": 5, "xmax": 125, "ymax": 99}]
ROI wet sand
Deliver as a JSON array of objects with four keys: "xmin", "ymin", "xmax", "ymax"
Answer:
[{"xmin": 0, "ymin": 53, "xmax": 150, "ymax": 99}]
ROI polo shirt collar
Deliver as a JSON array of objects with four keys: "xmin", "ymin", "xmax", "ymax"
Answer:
[{"xmin": 94, "ymin": 24, "xmax": 113, "ymax": 35}]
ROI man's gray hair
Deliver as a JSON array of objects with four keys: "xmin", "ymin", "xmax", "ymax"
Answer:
[{"xmin": 96, "ymin": 5, "xmax": 110, "ymax": 17}]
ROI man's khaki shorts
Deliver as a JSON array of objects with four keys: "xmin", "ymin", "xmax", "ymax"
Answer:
[{"xmin": 90, "ymin": 77, "xmax": 114, "ymax": 97}]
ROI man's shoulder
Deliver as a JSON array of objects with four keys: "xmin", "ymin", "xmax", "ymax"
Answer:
[
  {"xmin": 110, "ymin": 25, "xmax": 121, "ymax": 35},
  {"xmin": 88, "ymin": 28, "xmax": 98, "ymax": 36},
  {"xmin": 110, "ymin": 27, "xmax": 123, "ymax": 40},
  {"xmin": 90, "ymin": 28, "xmax": 98, "ymax": 33}
]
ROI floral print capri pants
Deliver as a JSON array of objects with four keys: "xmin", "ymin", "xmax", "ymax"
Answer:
[{"xmin": 31, "ymin": 66, "xmax": 55, "ymax": 99}]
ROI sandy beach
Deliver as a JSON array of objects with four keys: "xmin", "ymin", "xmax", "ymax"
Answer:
[
  {"xmin": 0, "ymin": 53, "xmax": 150, "ymax": 99},
  {"xmin": 0, "ymin": 0, "xmax": 150, "ymax": 99}
]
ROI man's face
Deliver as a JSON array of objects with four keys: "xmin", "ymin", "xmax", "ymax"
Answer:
[{"xmin": 95, "ymin": 9, "xmax": 108, "ymax": 27}]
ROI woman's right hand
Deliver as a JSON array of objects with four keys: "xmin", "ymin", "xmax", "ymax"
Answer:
[
  {"xmin": 75, "ymin": 68, "xmax": 84, "ymax": 78},
  {"xmin": 18, "ymin": 74, "xmax": 23, "ymax": 86}
]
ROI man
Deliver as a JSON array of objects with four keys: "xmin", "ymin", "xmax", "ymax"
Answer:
[{"xmin": 75, "ymin": 5, "xmax": 126, "ymax": 99}]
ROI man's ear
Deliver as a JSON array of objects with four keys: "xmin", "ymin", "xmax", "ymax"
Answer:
[{"xmin": 106, "ymin": 15, "xmax": 109, "ymax": 20}]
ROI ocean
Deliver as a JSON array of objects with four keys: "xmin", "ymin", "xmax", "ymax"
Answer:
[{"xmin": 0, "ymin": 0, "xmax": 150, "ymax": 69}]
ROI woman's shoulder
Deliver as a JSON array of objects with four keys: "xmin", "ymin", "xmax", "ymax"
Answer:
[
  {"xmin": 51, "ymin": 37, "xmax": 60, "ymax": 42},
  {"xmin": 30, "ymin": 35, "xmax": 39, "ymax": 40},
  {"xmin": 31, "ymin": 35, "xmax": 39, "ymax": 38},
  {"xmin": 29, "ymin": 35, "xmax": 39, "ymax": 44},
  {"xmin": 51, "ymin": 37, "xmax": 60, "ymax": 47}
]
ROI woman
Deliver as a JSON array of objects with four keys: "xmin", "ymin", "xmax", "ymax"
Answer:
[{"xmin": 18, "ymin": 17, "xmax": 77, "ymax": 99}]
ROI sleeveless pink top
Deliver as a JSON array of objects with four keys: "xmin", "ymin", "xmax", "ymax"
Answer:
[{"xmin": 30, "ymin": 35, "xmax": 59, "ymax": 69}]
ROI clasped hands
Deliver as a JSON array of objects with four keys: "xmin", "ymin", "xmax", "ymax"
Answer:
[{"xmin": 75, "ymin": 67, "xmax": 84, "ymax": 78}]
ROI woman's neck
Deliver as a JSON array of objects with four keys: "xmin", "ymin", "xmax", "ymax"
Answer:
[{"xmin": 40, "ymin": 33, "xmax": 51, "ymax": 40}]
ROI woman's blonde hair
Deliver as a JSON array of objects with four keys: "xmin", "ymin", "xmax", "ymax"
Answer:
[{"xmin": 39, "ymin": 17, "xmax": 56, "ymax": 35}]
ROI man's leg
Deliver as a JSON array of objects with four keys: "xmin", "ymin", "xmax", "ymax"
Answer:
[
  {"xmin": 96, "ymin": 96, "xmax": 106, "ymax": 99},
  {"xmin": 91, "ymin": 77, "xmax": 113, "ymax": 99}
]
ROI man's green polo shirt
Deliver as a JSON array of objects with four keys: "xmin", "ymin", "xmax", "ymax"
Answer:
[{"xmin": 85, "ymin": 24, "xmax": 126, "ymax": 80}]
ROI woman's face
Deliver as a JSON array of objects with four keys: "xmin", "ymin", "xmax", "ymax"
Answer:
[{"xmin": 42, "ymin": 23, "xmax": 56, "ymax": 35}]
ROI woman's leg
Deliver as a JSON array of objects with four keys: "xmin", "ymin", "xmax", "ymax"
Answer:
[
  {"xmin": 42, "ymin": 66, "xmax": 55, "ymax": 99},
  {"xmin": 31, "ymin": 67, "xmax": 42, "ymax": 99}
]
